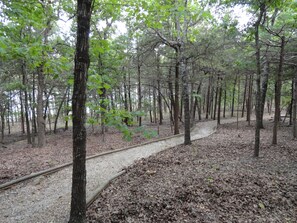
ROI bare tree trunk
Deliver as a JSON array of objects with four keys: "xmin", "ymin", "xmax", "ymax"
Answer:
[
  {"xmin": 128, "ymin": 73, "xmax": 132, "ymax": 112},
  {"xmin": 31, "ymin": 73, "xmax": 38, "ymax": 146},
  {"xmin": 19, "ymin": 90, "xmax": 25, "ymax": 134},
  {"xmin": 69, "ymin": 0, "xmax": 92, "ymax": 222},
  {"xmin": 153, "ymin": 85, "xmax": 157, "ymax": 123},
  {"xmin": 231, "ymin": 75, "xmax": 237, "ymax": 117},
  {"xmin": 137, "ymin": 61, "xmax": 142, "ymax": 127},
  {"xmin": 6, "ymin": 98, "xmax": 11, "ymax": 135},
  {"xmin": 242, "ymin": 74, "xmax": 248, "ymax": 118},
  {"xmin": 217, "ymin": 76, "xmax": 222, "ymax": 125},
  {"xmin": 289, "ymin": 81, "xmax": 293, "ymax": 126},
  {"xmin": 174, "ymin": 51, "xmax": 180, "ymax": 135},
  {"xmin": 254, "ymin": 4, "xmax": 265, "ymax": 157},
  {"xmin": 247, "ymin": 73, "xmax": 253, "ymax": 126},
  {"xmin": 181, "ymin": 55, "xmax": 191, "ymax": 145},
  {"xmin": 168, "ymin": 66, "xmax": 175, "ymax": 125},
  {"xmin": 223, "ymin": 84, "xmax": 226, "ymax": 118},
  {"xmin": 157, "ymin": 77, "xmax": 163, "ymax": 125},
  {"xmin": 37, "ymin": 69, "xmax": 46, "ymax": 147},
  {"xmin": 260, "ymin": 57, "xmax": 270, "ymax": 128},
  {"xmin": 37, "ymin": 24, "xmax": 50, "ymax": 148},
  {"xmin": 293, "ymin": 71, "xmax": 297, "ymax": 139},
  {"xmin": 22, "ymin": 62, "xmax": 32, "ymax": 144},
  {"xmin": 64, "ymin": 90, "xmax": 70, "ymax": 131},
  {"xmin": 237, "ymin": 76, "xmax": 241, "ymax": 129},
  {"xmin": 0, "ymin": 108, "xmax": 4, "ymax": 143},
  {"xmin": 272, "ymin": 36, "xmax": 285, "ymax": 145},
  {"xmin": 213, "ymin": 83, "xmax": 218, "ymax": 120},
  {"xmin": 206, "ymin": 77, "xmax": 211, "ymax": 119},
  {"xmin": 54, "ymin": 87, "xmax": 69, "ymax": 133}
]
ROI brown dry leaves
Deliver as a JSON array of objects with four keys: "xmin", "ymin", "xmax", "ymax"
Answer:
[{"xmin": 87, "ymin": 121, "xmax": 297, "ymax": 223}]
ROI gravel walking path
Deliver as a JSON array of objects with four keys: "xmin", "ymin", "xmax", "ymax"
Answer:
[{"xmin": 0, "ymin": 118, "xmax": 243, "ymax": 223}]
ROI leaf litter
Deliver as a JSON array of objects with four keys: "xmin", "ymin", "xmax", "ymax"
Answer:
[{"xmin": 87, "ymin": 121, "xmax": 297, "ymax": 223}]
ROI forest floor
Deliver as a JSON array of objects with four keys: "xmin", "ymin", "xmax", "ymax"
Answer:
[
  {"xmin": 87, "ymin": 120, "xmax": 297, "ymax": 223},
  {"xmin": 0, "ymin": 122, "xmax": 173, "ymax": 184}
]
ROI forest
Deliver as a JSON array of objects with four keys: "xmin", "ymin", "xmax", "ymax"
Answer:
[{"xmin": 0, "ymin": 0, "xmax": 297, "ymax": 222}]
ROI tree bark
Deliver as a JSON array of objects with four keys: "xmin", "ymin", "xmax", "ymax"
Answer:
[
  {"xmin": 254, "ymin": 4, "xmax": 265, "ymax": 157},
  {"xmin": 21, "ymin": 62, "xmax": 32, "ymax": 144},
  {"xmin": 19, "ymin": 90, "xmax": 25, "ymax": 134},
  {"xmin": 217, "ymin": 77, "xmax": 222, "ymax": 125},
  {"xmin": 206, "ymin": 77, "xmax": 211, "ymax": 119},
  {"xmin": 157, "ymin": 54, "xmax": 163, "ymax": 125},
  {"xmin": 241, "ymin": 74, "xmax": 248, "ymax": 118},
  {"xmin": 272, "ymin": 36, "xmax": 285, "ymax": 145},
  {"xmin": 153, "ymin": 84, "xmax": 157, "ymax": 123},
  {"xmin": 260, "ymin": 57, "xmax": 270, "ymax": 128},
  {"xmin": 246, "ymin": 73, "xmax": 253, "ymax": 126},
  {"xmin": 174, "ymin": 51, "xmax": 180, "ymax": 135},
  {"xmin": 0, "ymin": 107, "xmax": 4, "ymax": 143},
  {"xmin": 223, "ymin": 83, "xmax": 226, "ymax": 118},
  {"xmin": 37, "ymin": 67, "xmax": 46, "ymax": 147},
  {"xmin": 181, "ymin": 55, "xmax": 191, "ymax": 145},
  {"xmin": 54, "ymin": 87, "xmax": 69, "ymax": 133},
  {"xmin": 137, "ymin": 58, "xmax": 142, "ymax": 127},
  {"xmin": 168, "ymin": 66, "xmax": 175, "ymax": 125},
  {"xmin": 69, "ymin": 0, "xmax": 92, "ymax": 222},
  {"xmin": 293, "ymin": 71, "xmax": 297, "ymax": 139},
  {"xmin": 213, "ymin": 81, "xmax": 218, "ymax": 120},
  {"xmin": 231, "ymin": 75, "xmax": 237, "ymax": 117}
]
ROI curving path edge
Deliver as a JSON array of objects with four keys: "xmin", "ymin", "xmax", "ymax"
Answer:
[{"xmin": 0, "ymin": 118, "xmax": 242, "ymax": 223}]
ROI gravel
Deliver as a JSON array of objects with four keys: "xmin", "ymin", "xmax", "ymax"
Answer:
[{"xmin": 0, "ymin": 117, "xmax": 237, "ymax": 223}]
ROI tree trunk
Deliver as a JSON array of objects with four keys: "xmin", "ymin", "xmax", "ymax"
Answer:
[
  {"xmin": 31, "ymin": 72, "xmax": 37, "ymax": 146},
  {"xmin": 174, "ymin": 51, "xmax": 180, "ymax": 135},
  {"xmin": 153, "ymin": 85, "xmax": 157, "ymax": 123},
  {"xmin": 168, "ymin": 66, "xmax": 175, "ymax": 125},
  {"xmin": 37, "ymin": 26, "xmax": 51, "ymax": 148},
  {"xmin": 246, "ymin": 73, "xmax": 253, "ymax": 125},
  {"xmin": 64, "ymin": 90, "xmax": 70, "ymax": 131},
  {"xmin": 272, "ymin": 36, "xmax": 285, "ymax": 145},
  {"xmin": 237, "ymin": 76, "xmax": 241, "ymax": 129},
  {"xmin": 54, "ymin": 87, "xmax": 69, "ymax": 133},
  {"xmin": 289, "ymin": 82, "xmax": 293, "ymax": 126},
  {"xmin": 0, "ymin": 109, "xmax": 4, "ymax": 143},
  {"xmin": 260, "ymin": 57, "xmax": 270, "ymax": 128},
  {"xmin": 21, "ymin": 62, "xmax": 32, "ymax": 144},
  {"xmin": 128, "ymin": 73, "xmax": 132, "ymax": 112},
  {"xmin": 293, "ymin": 71, "xmax": 297, "ymax": 139},
  {"xmin": 206, "ymin": 77, "xmax": 211, "ymax": 119},
  {"xmin": 19, "ymin": 90, "xmax": 25, "ymax": 134},
  {"xmin": 37, "ymin": 68, "xmax": 46, "ymax": 147},
  {"xmin": 231, "ymin": 75, "xmax": 237, "ymax": 117},
  {"xmin": 241, "ymin": 74, "xmax": 248, "ymax": 118},
  {"xmin": 69, "ymin": 0, "xmax": 92, "ymax": 222},
  {"xmin": 6, "ymin": 98, "xmax": 11, "ymax": 135},
  {"xmin": 223, "ymin": 84, "xmax": 226, "ymax": 118},
  {"xmin": 217, "ymin": 77, "xmax": 222, "ymax": 125},
  {"xmin": 213, "ymin": 83, "xmax": 218, "ymax": 120},
  {"xmin": 137, "ymin": 61, "xmax": 142, "ymax": 127},
  {"xmin": 181, "ymin": 55, "xmax": 191, "ymax": 145},
  {"xmin": 123, "ymin": 72, "xmax": 129, "ymax": 125},
  {"xmin": 157, "ymin": 76, "xmax": 163, "ymax": 125},
  {"xmin": 254, "ymin": 5, "xmax": 265, "ymax": 157}
]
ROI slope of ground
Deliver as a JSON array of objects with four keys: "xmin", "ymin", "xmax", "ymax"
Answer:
[{"xmin": 87, "ymin": 121, "xmax": 297, "ymax": 223}]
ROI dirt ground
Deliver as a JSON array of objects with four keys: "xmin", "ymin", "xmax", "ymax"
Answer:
[
  {"xmin": 87, "ymin": 121, "xmax": 297, "ymax": 223},
  {"xmin": 0, "ymin": 122, "xmax": 173, "ymax": 184}
]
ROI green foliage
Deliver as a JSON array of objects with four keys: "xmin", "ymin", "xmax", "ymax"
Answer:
[
  {"xmin": 135, "ymin": 126, "xmax": 158, "ymax": 139},
  {"xmin": 105, "ymin": 109, "xmax": 135, "ymax": 140}
]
